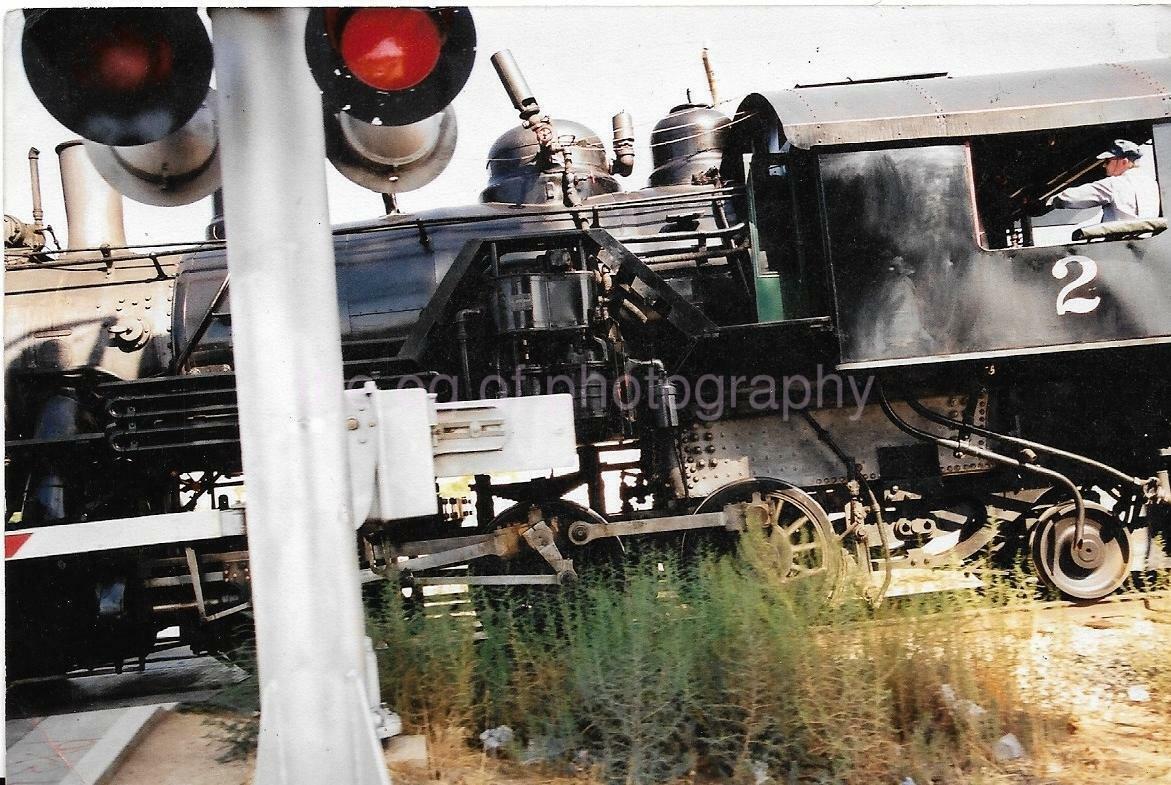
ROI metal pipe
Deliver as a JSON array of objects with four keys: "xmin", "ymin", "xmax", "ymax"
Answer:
[
  {"xmin": 456, "ymin": 309, "xmax": 478, "ymax": 398},
  {"xmin": 208, "ymin": 10, "xmax": 391, "ymax": 785},
  {"xmin": 337, "ymin": 188, "xmax": 744, "ymax": 237},
  {"xmin": 491, "ymin": 49, "xmax": 539, "ymax": 119},
  {"xmin": 864, "ymin": 483, "xmax": 894, "ymax": 603},
  {"xmin": 28, "ymin": 147, "xmax": 44, "ymax": 226},
  {"xmin": 4, "ymin": 252, "xmax": 180, "ymax": 272},
  {"xmin": 617, "ymin": 223, "xmax": 746, "ymax": 243},
  {"xmin": 5, "ymin": 238, "xmax": 215, "ymax": 255},
  {"xmin": 207, "ymin": 189, "xmax": 226, "ymax": 241},
  {"xmin": 639, "ymin": 242, "xmax": 747, "ymax": 267},
  {"xmin": 877, "ymin": 384, "xmax": 1087, "ymax": 546},
  {"xmin": 3, "ymin": 187, "xmax": 747, "ymax": 254},
  {"xmin": 152, "ymin": 599, "xmax": 233, "ymax": 613},
  {"xmin": 6, "ymin": 195, "xmax": 748, "ymax": 273},
  {"xmin": 611, "ymin": 112, "xmax": 635, "ymax": 177},
  {"xmin": 701, "ymin": 47, "xmax": 720, "ymax": 105}
]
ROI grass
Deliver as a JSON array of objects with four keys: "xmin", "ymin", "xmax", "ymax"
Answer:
[
  {"xmin": 201, "ymin": 532, "xmax": 1086, "ymax": 783},
  {"xmin": 363, "ymin": 535, "xmax": 1072, "ymax": 785},
  {"xmin": 186, "ymin": 638, "xmax": 260, "ymax": 763}
]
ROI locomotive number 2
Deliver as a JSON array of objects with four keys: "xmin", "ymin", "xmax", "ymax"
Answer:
[{"xmin": 1051, "ymin": 255, "xmax": 1101, "ymax": 315}]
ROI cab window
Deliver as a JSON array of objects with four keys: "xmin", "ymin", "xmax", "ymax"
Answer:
[{"xmin": 970, "ymin": 122, "xmax": 1163, "ymax": 250}]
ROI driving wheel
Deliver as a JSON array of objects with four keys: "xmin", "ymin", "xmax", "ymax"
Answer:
[
  {"xmin": 1030, "ymin": 503, "xmax": 1130, "ymax": 601},
  {"xmin": 695, "ymin": 478, "xmax": 844, "ymax": 596}
]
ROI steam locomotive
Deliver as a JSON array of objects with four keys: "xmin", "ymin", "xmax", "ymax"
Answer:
[{"xmin": 6, "ymin": 54, "xmax": 1171, "ymax": 677}]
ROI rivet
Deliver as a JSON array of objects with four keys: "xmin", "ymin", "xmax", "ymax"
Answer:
[{"xmin": 346, "ymin": 417, "xmax": 359, "ymax": 430}]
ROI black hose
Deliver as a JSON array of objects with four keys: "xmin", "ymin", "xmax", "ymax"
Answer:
[
  {"xmin": 864, "ymin": 482, "xmax": 893, "ymax": 602},
  {"xmin": 799, "ymin": 409, "xmax": 853, "ymax": 476},
  {"xmin": 800, "ymin": 409, "xmax": 891, "ymax": 603},
  {"xmin": 898, "ymin": 390, "xmax": 1147, "ymax": 490},
  {"xmin": 877, "ymin": 383, "xmax": 1087, "ymax": 546}
]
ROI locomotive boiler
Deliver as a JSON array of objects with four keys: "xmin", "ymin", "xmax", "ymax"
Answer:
[{"xmin": 6, "ymin": 54, "xmax": 1171, "ymax": 677}]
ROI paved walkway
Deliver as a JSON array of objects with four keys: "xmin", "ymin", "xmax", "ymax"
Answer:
[{"xmin": 5, "ymin": 704, "xmax": 170, "ymax": 785}]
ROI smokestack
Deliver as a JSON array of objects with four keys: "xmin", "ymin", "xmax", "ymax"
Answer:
[{"xmin": 55, "ymin": 140, "xmax": 127, "ymax": 253}]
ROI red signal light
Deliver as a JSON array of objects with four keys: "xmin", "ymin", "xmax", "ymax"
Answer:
[
  {"xmin": 339, "ymin": 8, "xmax": 442, "ymax": 92},
  {"xmin": 86, "ymin": 28, "xmax": 175, "ymax": 94},
  {"xmin": 306, "ymin": 7, "xmax": 475, "ymax": 127}
]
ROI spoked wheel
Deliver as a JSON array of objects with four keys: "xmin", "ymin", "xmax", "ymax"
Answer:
[
  {"xmin": 694, "ymin": 478, "xmax": 844, "ymax": 596},
  {"xmin": 1030, "ymin": 503, "xmax": 1131, "ymax": 601}
]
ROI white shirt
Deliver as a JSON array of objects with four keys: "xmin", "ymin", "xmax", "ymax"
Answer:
[{"xmin": 1049, "ymin": 166, "xmax": 1161, "ymax": 223}]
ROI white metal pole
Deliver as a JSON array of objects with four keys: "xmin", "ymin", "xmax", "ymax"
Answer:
[{"xmin": 208, "ymin": 10, "xmax": 390, "ymax": 785}]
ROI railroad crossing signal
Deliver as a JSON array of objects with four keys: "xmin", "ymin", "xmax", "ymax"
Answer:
[
  {"xmin": 305, "ymin": 7, "xmax": 477, "ymax": 194},
  {"xmin": 19, "ymin": 7, "xmax": 476, "ymax": 204},
  {"xmin": 18, "ymin": 7, "xmax": 477, "ymax": 784},
  {"xmin": 305, "ymin": 7, "xmax": 476, "ymax": 126}
]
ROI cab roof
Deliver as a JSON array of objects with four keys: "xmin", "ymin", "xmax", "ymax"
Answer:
[{"xmin": 736, "ymin": 58, "xmax": 1171, "ymax": 150}]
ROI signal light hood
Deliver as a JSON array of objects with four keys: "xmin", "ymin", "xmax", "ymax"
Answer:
[{"xmin": 85, "ymin": 92, "xmax": 222, "ymax": 207}]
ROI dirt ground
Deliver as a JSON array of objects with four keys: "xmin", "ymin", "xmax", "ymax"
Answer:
[
  {"xmin": 110, "ymin": 711, "xmax": 253, "ymax": 785},
  {"xmin": 109, "ymin": 596, "xmax": 1171, "ymax": 785},
  {"xmin": 1015, "ymin": 597, "xmax": 1171, "ymax": 785}
]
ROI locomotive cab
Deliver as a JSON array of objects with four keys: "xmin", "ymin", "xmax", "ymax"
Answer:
[{"xmin": 731, "ymin": 58, "xmax": 1171, "ymax": 370}]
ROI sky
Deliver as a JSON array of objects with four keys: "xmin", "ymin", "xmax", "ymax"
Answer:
[{"xmin": 5, "ymin": 5, "xmax": 1171, "ymax": 246}]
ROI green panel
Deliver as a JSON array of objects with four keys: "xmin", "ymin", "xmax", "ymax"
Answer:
[
  {"xmin": 744, "ymin": 155, "xmax": 786, "ymax": 322},
  {"xmin": 755, "ymin": 273, "xmax": 785, "ymax": 323}
]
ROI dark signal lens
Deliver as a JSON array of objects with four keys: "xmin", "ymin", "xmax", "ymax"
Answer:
[
  {"xmin": 22, "ymin": 8, "xmax": 212, "ymax": 146},
  {"xmin": 340, "ymin": 8, "xmax": 442, "ymax": 92}
]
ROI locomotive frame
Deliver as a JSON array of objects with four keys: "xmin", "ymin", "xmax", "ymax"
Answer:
[{"xmin": 6, "ymin": 57, "xmax": 1171, "ymax": 677}]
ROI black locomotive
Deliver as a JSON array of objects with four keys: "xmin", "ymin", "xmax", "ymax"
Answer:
[{"xmin": 6, "ymin": 56, "xmax": 1171, "ymax": 677}]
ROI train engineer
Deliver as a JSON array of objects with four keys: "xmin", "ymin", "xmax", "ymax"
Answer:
[{"xmin": 1046, "ymin": 138, "xmax": 1161, "ymax": 222}]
